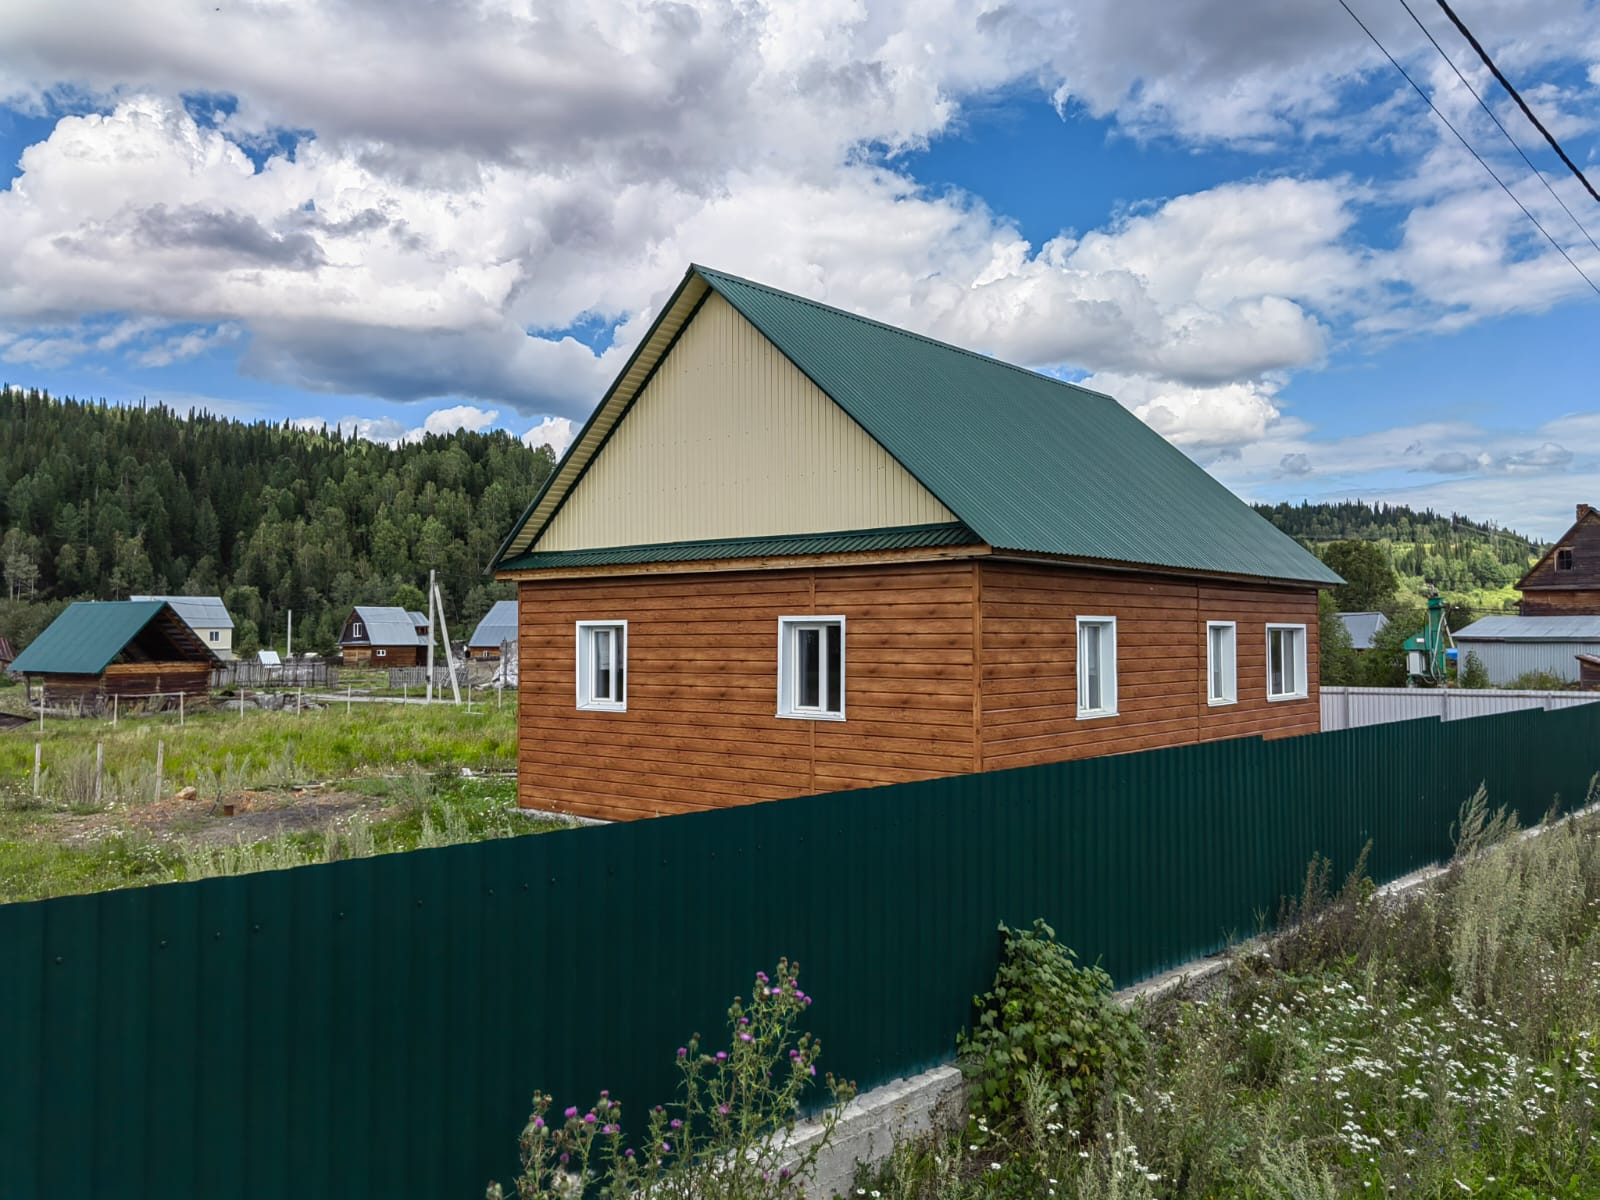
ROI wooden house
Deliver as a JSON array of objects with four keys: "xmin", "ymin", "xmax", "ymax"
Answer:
[
  {"xmin": 131, "ymin": 594, "xmax": 236, "ymax": 660},
  {"xmin": 1518, "ymin": 504, "xmax": 1600, "ymax": 615},
  {"xmin": 0, "ymin": 636, "xmax": 14, "ymax": 670},
  {"xmin": 492, "ymin": 265, "xmax": 1341, "ymax": 822},
  {"xmin": 467, "ymin": 600, "xmax": 518, "ymax": 661},
  {"xmin": 338, "ymin": 606, "xmax": 430, "ymax": 666},
  {"xmin": 7, "ymin": 601, "xmax": 218, "ymax": 709}
]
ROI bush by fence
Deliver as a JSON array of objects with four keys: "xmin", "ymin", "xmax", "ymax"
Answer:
[{"xmin": 2, "ymin": 705, "xmax": 1598, "ymax": 1199}]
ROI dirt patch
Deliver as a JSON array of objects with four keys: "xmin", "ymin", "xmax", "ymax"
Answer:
[{"xmin": 51, "ymin": 787, "xmax": 384, "ymax": 848}]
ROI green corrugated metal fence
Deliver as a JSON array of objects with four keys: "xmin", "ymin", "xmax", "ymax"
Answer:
[{"xmin": 2, "ymin": 706, "xmax": 1597, "ymax": 1199}]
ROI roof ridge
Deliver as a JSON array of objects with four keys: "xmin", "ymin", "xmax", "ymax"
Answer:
[{"xmin": 692, "ymin": 264, "xmax": 1117, "ymax": 407}]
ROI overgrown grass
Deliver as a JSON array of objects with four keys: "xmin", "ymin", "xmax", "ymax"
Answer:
[
  {"xmin": 0, "ymin": 774, "xmax": 560, "ymax": 903},
  {"xmin": 858, "ymin": 783, "xmax": 1600, "ymax": 1200},
  {"xmin": 0, "ymin": 700, "xmax": 515, "ymax": 804}
]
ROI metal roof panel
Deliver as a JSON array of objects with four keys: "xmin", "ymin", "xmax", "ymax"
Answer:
[
  {"xmin": 1454, "ymin": 615, "xmax": 1600, "ymax": 641},
  {"xmin": 10, "ymin": 601, "xmax": 173, "ymax": 674}
]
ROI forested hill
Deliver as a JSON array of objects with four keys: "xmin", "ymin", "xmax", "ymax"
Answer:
[
  {"xmin": 1253, "ymin": 498, "xmax": 1544, "ymax": 606},
  {"xmin": 0, "ymin": 387, "xmax": 555, "ymax": 653},
  {"xmin": 1251, "ymin": 499, "xmax": 1543, "ymax": 556}
]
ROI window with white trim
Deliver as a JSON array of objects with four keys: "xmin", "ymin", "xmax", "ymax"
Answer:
[
  {"xmin": 375, "ymin": 648, "xmax": 387, "ymax": 658},
  {"xmin": 1206, "ymin": 621, "xmax": 1237, "ymax": 705},
  {"xmin": 209, "ymin": 630, "xmax": 219, "ymax": 642},
  {"xmin": 1075, "ymin": 616, "xmax": 1117, "ymax": 719},
  {"xmin": 1266, "ymin": 624, "xmax": 1307, "ymax": 700},
  {"xmin": 777, "ymin": 617, "xmax": 845, "ymax": 720},
  {"xmin": 576, "ymin": 621, "xmax": 627, "ymax": 711},
  {"xmin": 351, "ymin": 620, "xmax": 363, "ymax": 638}
]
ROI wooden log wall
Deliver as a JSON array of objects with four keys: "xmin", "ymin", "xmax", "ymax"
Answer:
[{"xmin": 517, "ymin": 558, "xmax": 1322, "ymax": 821}]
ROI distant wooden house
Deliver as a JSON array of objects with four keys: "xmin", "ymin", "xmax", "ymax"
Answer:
[
  {"xmin": 0, "ymin": 636, "xmax": 14, "ymax": 670},
  {"xmin": 339, "ymin": 606, "xmax": 430, "ymax": 666},
  {"xmin": 492, "ymin": 265, "xmax": 1340, "ymax": 822},
  {"xmin": 7, "ymin": 601, "xmax": 218, "ymax": 708},
  {"xmin": 1518, "ymin": 504, "xmax": 1600, "ymax": 615},
  {"xmin": 1578, "ymin": 653, "xmax": 1600, "ymax": 692},
  {"xmin": 130, "ymin": 594, "xmax": 236, "ymax": 660},
  {"xmin": 466, "ymin": 600, "xmax": 517, "ymax": 661}
]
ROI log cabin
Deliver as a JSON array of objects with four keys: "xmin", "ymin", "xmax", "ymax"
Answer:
[
  {"xmin": 493, "ymin": 265, "xmax": 1342, "ymax": 821},
  {"xmin": 338, "ymin": 606, "xmax": 431, "ymax": 666},
  {"xmin": 467, "ymin": 600, "xmax": 518, "ymax": 661},
  {"xmin": 7, "ymin": 600, "xmax": 218, "ymax": 710},
  {"xmin": 1518, "ymin": 503, "xmax": 1600, "ymax": 615}
]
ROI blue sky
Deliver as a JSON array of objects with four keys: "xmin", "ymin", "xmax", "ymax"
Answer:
[{"xmin": 0, "ymin": 0, "xmax": 1596, "ymax": 539}]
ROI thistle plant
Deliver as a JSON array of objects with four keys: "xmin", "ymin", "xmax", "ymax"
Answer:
[{"xmin": 488, "ymin": 958, "xmax": 855, "ymax": 1200}]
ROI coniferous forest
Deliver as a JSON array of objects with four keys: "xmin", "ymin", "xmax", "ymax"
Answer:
[{"xmin": 0, "ymin": 387, "xmax": 555, "ymax": 654}]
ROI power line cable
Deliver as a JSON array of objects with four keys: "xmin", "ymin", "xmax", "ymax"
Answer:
[
  {"xmin": 1335, "ymin": 0, "xmax": 1600, "ymax": 297},
  {"xmin": 1397, "ymin": 0, "xmax": 1600, "ymax": 254},
  {"xmin": 1433, "ymin": 0, "xmax": 1600, "ymax": 203}
]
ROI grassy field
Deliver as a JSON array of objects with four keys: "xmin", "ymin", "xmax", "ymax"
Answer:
[{"xmin": 0, "ymin": 699, "xmax": 546, "ymax": 904}]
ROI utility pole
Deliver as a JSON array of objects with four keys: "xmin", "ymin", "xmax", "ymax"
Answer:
[
  {"xmin": 426, "ymin": 569, "xmax": 436, "ymax": 704},
  {"xmin": 287, "ymin": 609, "xmax": 293, "ymax": 659},
  {"xmin": 431, "ymin": 577, "xmax": 462, "ymax": 705}
]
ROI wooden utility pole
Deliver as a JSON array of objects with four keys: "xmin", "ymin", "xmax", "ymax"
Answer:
[
  {"xmin": 431, "ymin": 578, "xmax": 461, "ymax": 705},
  {"xmin": 426, "ymin": 569, "xmax": 436, "ymax": 704}
]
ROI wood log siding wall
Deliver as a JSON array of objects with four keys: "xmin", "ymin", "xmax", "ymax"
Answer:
[{"xmin": 517, "ymin": 560, "xmax": 1321, "ymax": 820}]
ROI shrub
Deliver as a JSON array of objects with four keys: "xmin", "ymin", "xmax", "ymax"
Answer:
[
  {"xmin": 488, "ymin": 959, "xmax": 854, "ymax": 1200},
  {"xmin": 958, "ymin": 919, "xmax": 1144, "ymax": 1131},
  {"xmin": 1457, "ymin": 650, "xmax": 1491, "ymax": 689}
]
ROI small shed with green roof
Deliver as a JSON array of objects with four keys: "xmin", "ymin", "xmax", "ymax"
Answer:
[
  {"xmin": 493, "ymin": 265, "xmax": 1340, "ymax": 822},
  {"xmin": 7, "ymin": 600, "xmax": 218, "ymax": 710}
]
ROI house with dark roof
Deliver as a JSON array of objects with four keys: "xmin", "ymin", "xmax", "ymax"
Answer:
[
  {"xmin": 1518, "ymin": 503, "xmax": 1600, "ymax": 615},
  {"xmin": 338, "ymin": 606, "xmax": 431, "ymax": 666},
  {"xmin": 492, "ymin": 265, "xmax": 1341, "ymax": 822},
  {"xmin": 131, "ymin": 594, "xmax": 236, "ymax": 660},
  {"xmin": 467, "ymin": 600, "xmax": 518, "ymax": 661},
  {"xmin": 1338, "ymin": 611, "xmax": 1389, "ymax": 652},
  {"xmin": 8, "ymin": 601, "xmax": 219, "ymax": 709},
  {"xmin": 1452, "ymin": 615, "xmax": 1600, "ymax": 686}
]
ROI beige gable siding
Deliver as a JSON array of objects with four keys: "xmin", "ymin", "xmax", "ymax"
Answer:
[{"xmin": 532, "ymin": 293, "xmax": 956, "ymax": 553}]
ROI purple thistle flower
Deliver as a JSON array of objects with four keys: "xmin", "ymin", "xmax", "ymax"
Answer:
[
  {"xmin": 584, "ymin": 1113, "xmax": 596, "ymax": 1124},
  {"xmin": 559, "ymin": 1152, "xmax": 570, "ymax": 1165},
  {"xmin": 662, "ymin": 1142, "xmax": 672, "ymax": 1153},
  {"xmin": 670, "ymin": 1118, "xmax": 683, "ymax": 1130},
  {"xmin": 625, "ymin": 1148, "xmax": 635, "ymax": 1159},
  {"xmin": 715, "ymin": 1052, "xmax": 727, "ymax": 1062},
  {"xmin": 531, "ymin": 1117, "xmax": 545, "ymax": 1129},
  {"xmin": 564, "ymin": 1106, "xmax": 578, "ymax": 1119},
  {"xmin": 677, "ymin": 1047, "xmax": 687, "ymax": 1058},
  {"xmin": 740, "ymin": 1033, "xmax": 753, "ymax": 1043},
  {"xmin": 717, "ymin": 1105, "xmax": 730, "ymax": 1115}
]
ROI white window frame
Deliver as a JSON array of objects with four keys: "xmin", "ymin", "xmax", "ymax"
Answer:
[
  {"xmin": 375, "ymin": 648, "xmax": 387, "ymax": 659},
  {"xmin": 575, "ymin": 620, "xmax": 628, "ymax": 712},
  {"xmin": 777, "ymin": 616, "xmax": 846, "ymax": 721},
  {"xmin": 1266, "ymin": 623, "xmax": 1308, "ymax": 701},
  {"xmin": 1206, "ymin": 620, "xmax": 1237, "ymax": 706},
  {"xmin": 351, "ymin": 620, "xmax": 363, "ymax": 638},
  {"xmin": 1075, "ymin": 616, "xmax": 1118, "ymax": 720},
  {"xmin": 208, "ymin": 630, "xmax": 219, "ymax": 642}
]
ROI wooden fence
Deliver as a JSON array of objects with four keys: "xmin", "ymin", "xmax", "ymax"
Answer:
[{"xmin": 2, "ymin": 705, "xmax": 1599, "ymax": 1199}]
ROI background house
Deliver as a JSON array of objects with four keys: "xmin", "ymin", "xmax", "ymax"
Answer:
[
  {"xmin": 131, "ymin": 594, "xmax": 236, "ymax": 659},
  {"xmin": 7, "ymin": 600, "xmax": 218, "ymax": 708},
  {"xmin": 1338, "ymin": 611, "xmax": 1388, "ymax": 653},
  {"xmin": 1452, "ymin": 615, "xmax": 1600, "ymax": 687},
  {"xmin": 0, "ymin": 636, "xmax": 14, "ymax": 670},
  {"xmin": 1518, "ymin": 504, "xmax": 1600, "ymax": 615},
  {"xmin": 338, "ymin": 606, "xmax": 430, "ymax": 666},
  {"xmin": 494, "ymin": 265, "xmax": 1339, "ymax": 822},
  {"xmin": 467, "ymin": 600, "xmax": 517, "ymax": 661}
]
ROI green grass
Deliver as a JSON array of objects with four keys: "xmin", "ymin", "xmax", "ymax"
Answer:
[
  {"xmin": 0, "ymin": 701, "xmax": 547, "ymax": 903},
  {"xmin": 0, "ymin": 776, "xmax": 561, "ymax": 903},
  {"xmin": 0, "ymin": 700, "xmax": 516, "ymax": 799}
]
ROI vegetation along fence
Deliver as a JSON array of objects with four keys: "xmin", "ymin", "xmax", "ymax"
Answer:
[
  {"xmin": 3, "ymin": 705, "xmax": 1599, "ymax": 1200},
  {"xmin": 1320, "ymin": 685, "xmax": 1600, "ymax": 731}
]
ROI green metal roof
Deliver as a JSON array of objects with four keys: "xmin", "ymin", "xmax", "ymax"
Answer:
[
  {"xmin": 496, "ymin": 265, "xmax": 1340, "ymax": 586},
  {"xmin": 498, "ymin": 522, "xmax": 981, "ymax": 571},
  {"xmin": 8, "ymin": 601, "xmax": 172, "ymax": 675}
]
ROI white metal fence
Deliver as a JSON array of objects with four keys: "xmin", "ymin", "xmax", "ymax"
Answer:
[{"xmin": 1321, "ymin": 686, "xmax": 1600, "ymax": 731}]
